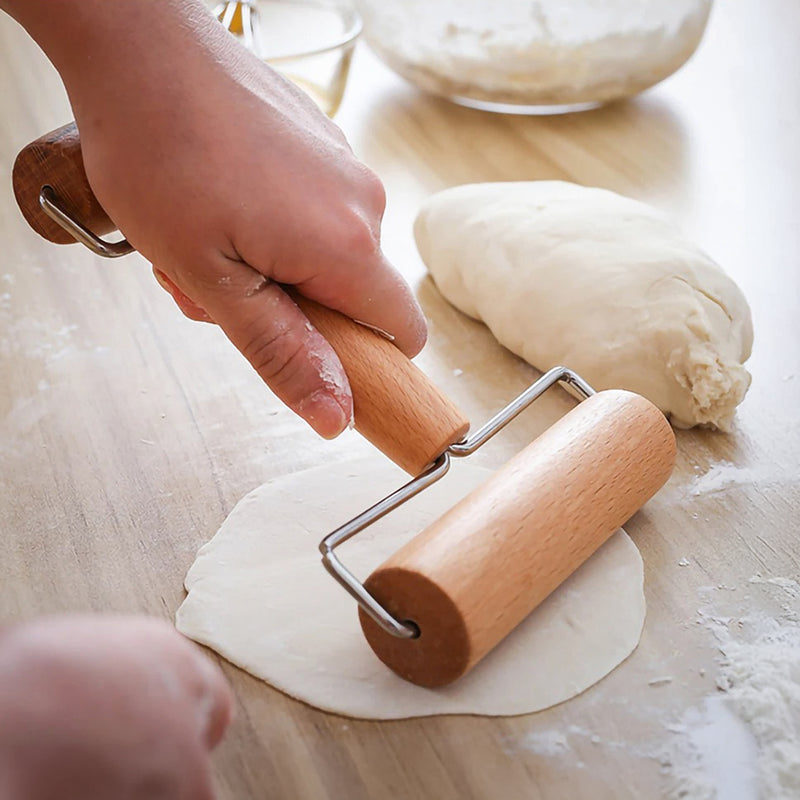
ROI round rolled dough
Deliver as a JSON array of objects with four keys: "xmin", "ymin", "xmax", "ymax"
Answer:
[
  {"xmin": 176, "ymin": 458, "xmax": 646, "ymax": 720},
  {"xmin": 414, "ymin": 181, "xmax": 753, "ymax": 430}
]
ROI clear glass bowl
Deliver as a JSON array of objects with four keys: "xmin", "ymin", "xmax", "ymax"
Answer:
[
  {"xmin": 354, "ymin": 0, "xmax": 712, "ymax": 114},
  {"xmin": 213, "ymin": 0, "xmax": 362, "ymax": 116}
]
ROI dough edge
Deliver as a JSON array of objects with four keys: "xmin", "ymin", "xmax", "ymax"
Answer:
[{"xmin": 176, "ymin": 459, "xmax": 647, "ymax": 721}]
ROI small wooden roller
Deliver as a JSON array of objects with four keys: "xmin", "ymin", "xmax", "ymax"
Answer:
[{"xmin": 13, "ymin": 122, "xmax": 677, "ymax": 689}]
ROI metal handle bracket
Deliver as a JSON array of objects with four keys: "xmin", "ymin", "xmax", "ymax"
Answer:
[
  {"xmin": 318, "ymin": 365, "xmax": 595, "ymax": 639},
  {"xmin": 39, "ymin": 185, "xmax": 133, "ymax": 258}
]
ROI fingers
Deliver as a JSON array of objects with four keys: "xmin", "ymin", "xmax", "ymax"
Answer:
[
  {"xmin": 153, "ymin": 267, "xmax": 215, "ymax": 323},
  {"xmin": 0, "ymin": 615, "xmax": 232, "ymax": 800},
  {"xmin": 120, "ymin": 616, "xmax": 234, "ymax": 752},
  {"xmin": 186, "ymin": 256, "xmax": 354, "ymax": 439},
  {"xmin": 154, "ymin": 257, "xmax": 354, "ymax": 439},
  {"xmin": 229, "ymin": 167, "xmax": 428, "ymax": 359},
  {"xmin": 298, "ymin": 183, "xmax": 428, "ymax": 358},
  {"xmin": 0, "ymin": 616, "xmax": 233, "ymax": 749},
  {"xmin": 186, "ymin": 638, "xmax": 234, "ymax": 750},
  {"xmin": 292, "ymin": 249, "xmax": 428, "ymax": 359}
]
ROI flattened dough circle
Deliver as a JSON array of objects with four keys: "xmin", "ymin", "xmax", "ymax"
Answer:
[{"xmin": 176, "ymin": 459, "xmax": 645, "ymax": 720}]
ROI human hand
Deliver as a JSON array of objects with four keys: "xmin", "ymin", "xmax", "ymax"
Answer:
[
  {"xmin": 5, "ymin": 0, "xmax": 427, "ymax": 439},
  {"xmin": 0, "ymin": 615, "xmax": 232, "ymax": 800}
]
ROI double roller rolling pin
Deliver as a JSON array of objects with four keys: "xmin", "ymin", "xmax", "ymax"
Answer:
[{"xmin": 13, "ymin": 123, "xmax": 676, "ymax": 687}]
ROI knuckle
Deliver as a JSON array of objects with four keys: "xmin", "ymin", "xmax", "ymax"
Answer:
[
  {"xmin": 241, "ymin": 324, "xmax": 305, "ymax": 389},
  {"xmin": 338, "ymin": 207, "xmax": 380, "ymax": 258},
  {"xmin": 361, "ymin": 166, "xmax": 387, "ymax": 215}
]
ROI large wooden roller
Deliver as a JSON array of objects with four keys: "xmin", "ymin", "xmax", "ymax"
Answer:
[
  {"xmin": 359, "ymin": 389, "xmax": 674, "ymax": 686},
  {"xmin": 13, "ymin": 123, "xmax": 677, "ymax": 689}
]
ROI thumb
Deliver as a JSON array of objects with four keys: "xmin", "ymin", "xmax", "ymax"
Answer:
[{"xmin": 185, "ymin": 258, "xmax": 353, "ymax": 439}]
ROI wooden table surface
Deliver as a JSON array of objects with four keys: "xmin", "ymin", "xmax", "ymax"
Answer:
[{"xmin": 1, "ymin": 2, "xmax": 798, "ymax": 798}]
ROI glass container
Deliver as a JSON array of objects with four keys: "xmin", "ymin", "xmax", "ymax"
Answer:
[
  {"xmin": 354, "ymin": 0, "xmax": 712, "ymax": 114},
  {"xmin": 214, "ymin": 0, "xmax": 362, "ymax": 117}
]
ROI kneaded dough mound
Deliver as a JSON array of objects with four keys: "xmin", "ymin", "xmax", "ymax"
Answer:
[{"xmin": 414, "ymin": 181, "xmax": 753, "ymax": 430}]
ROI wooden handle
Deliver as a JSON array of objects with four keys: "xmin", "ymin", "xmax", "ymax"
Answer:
[
  {"xmin": 296, "ymin": 296, "xmax": 470, "ymax": 474},
  {"xmin": 12, "ymin": 122, "xmax": 469, "ymax": 474},
  {"xmin": 12, "ymin": 121, "xmax": 117, "ymax": 244},
  {"xmin": 359, "ymin": 389, "xmax": 677, "ymax": 687}
]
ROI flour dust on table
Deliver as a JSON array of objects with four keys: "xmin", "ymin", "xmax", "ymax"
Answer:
[
  {"xmin": 176, "ymin": 458, "xmax": 646, "ymax": 720},
  {"xmin": 664, "ymin": 585, "xmax": 800, "ymax": 800}
]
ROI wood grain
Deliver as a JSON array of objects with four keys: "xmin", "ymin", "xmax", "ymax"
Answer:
[
  {"xmin": 361, "ymin": 391, "xmax": 676, "ymax": 686},
  {"xmin": 296, "ymin": 296, "xmax": 469, "ymax": 475},
  {"xmin": 12, "ymin": 121, "xmax": 117, "ymax": 243},
  {"xmin": 1, "ymin": 1, "xmax": 798, "ymax": 798}
]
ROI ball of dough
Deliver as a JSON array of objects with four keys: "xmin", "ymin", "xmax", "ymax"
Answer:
[{"xmin": 414, "ymin": 181, "xmax": 753, "ymax": 430}]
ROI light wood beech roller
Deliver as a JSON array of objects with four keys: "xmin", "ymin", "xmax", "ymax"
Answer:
[{"xmin": 13, "ymin": 122, "xmax": 677, "ymax": 688}]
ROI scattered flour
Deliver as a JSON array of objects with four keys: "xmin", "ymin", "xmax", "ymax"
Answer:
[
  {"xmin": 668, "ymin": 695, "xmax": 759, "ymax": 800},
  {"xmin": 714, "ymin": 622, "xmax": 800, "ymax": 799},
  {"xmin": 0, "ymin": 317, "xmax": 82, "ymax": 363},
  {"xmin": 749, "ymin": 574, "xmax": 800, "ymax": 599},
  {"xmin": 666, "ymin": 591, "xmax": 800, "ymax": 800},
  {"xmin": 517, "ymin": 728, "xmax": 570, "ymax": 757},
  {"xmin": 499, "ymin": 577, "xmax": 799, "ymax": 799},
  {"xmin": 649, "ymin": 676, "xmax": 675, "ymax": 687},
  {"xmin": 689, "ymin": 461, "xmax": 789, "ymax": 496}
]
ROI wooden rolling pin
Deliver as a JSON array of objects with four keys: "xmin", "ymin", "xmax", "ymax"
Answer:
[
  {"xmin": 12, "ymin": 122, "xmax": 115, "ymax": 245},
  {"xmin": 12, "ymin": 122, "xmax": 469, "ymax": 476},
  {"xmin": 14, "ymin": 123, "xmax": 676, "ymax": 689},
  {"xmin": 360, "ymin": 389, "xmax": 675, "ymax": 686}
]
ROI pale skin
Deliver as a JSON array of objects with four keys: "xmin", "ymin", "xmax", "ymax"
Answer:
[
  {"xmin": 1, "ymin": 0, "xmax": 428, "ymax": 796},
  {"xmin": 0, "ymin": 616, "xmax": 233, "ymax": 799}
]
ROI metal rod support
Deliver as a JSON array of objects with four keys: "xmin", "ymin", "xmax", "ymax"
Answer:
[
  {"xmin": 318, "ymin": 366, "xmax": 597, "ymax": 638},
  {"xmin": 39, "ymin": 186, "xmax": 133, "ymax": 258}
]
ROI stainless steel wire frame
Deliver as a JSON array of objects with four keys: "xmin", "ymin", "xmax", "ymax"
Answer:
[
  {"xmin": 39, "ymin": 186, "xmax": 133, "ymax": 258},
  {"xmin": 42, "ymin": 188, "xmax": 597, "ymax": 641},
  {"xmin": 318, "ymin": 366, "xmax": 595, "ymax": 639}
]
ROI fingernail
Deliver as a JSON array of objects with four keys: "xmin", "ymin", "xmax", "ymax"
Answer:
[{"xmin": 300, "ymin": 390, "xmax": 349, "ymax": 439}]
